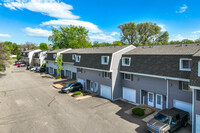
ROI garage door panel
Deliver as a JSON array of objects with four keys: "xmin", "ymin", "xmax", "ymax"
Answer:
[
  {"xmin": 100, "ymin": 85, "xmax": 111, "ymax": 100},
  {"xmin": 123, "ymin": 87, "xmax": 136, "ymax": 103},
  {"xmin": 173, "ymin": 100, "xmax": 192, "ymax": 120}
]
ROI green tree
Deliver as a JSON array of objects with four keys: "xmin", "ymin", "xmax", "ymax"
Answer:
[
  {"xmin": 113, "ymin": 41, "xmax": 122, "ymax": 46},
  {"xmin": 49, "ymin": 25, "xmax": 92, "ymax": 49},
  {"xmin": 181, "ymin": 39, "xmax": 194, "ymax": 44},
  {"xmin": 39, "ymin": 43, "xmax": 48, "ymax": 50},
  {"xmin": 17, "ymin": 51, "xmax": 21, "ymax": 61},
  {"xmin": 118, "ymin": 22, "xmax": 169, "ymax": 46},
  {"xmin": 195, "ymin": 39, "xmax": 200, "ymax": 43},
  {"xmin": 0, "ymin": 43, "xmax": 10, "ymax": 72},
  {"xmin": 55, "ymin": 54, "xmax": 63, "ymax": 76}
]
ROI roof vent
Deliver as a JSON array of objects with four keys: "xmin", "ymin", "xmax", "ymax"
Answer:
[
  {"xmin": 197, "ymin": 44, "xmax": 200, "ymax": 46},
  {"xmin": 185, "ymin": 44, "xmax": 188, "ymax": 46}
]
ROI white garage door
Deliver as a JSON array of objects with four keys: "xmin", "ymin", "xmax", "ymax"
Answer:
[
  {"xmin": 77, "ymin": 78, "xmax": 84, "ymax": 88},
  {"xmin": 196, "ymin": 114, "xmax": 200, "ymax": 133},
  {"xmin": 123, "ymin": 87, "xmax": 136, "ymax": 103},
  {"xmin": 100, "ymin": 85, "xmax": 111, "ymax": 99},
  {"xmin": 173, "ymin": 100, "xmax": 192, "ymax": 120}
]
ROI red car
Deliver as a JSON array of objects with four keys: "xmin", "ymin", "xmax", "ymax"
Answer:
[{"xmin": 15, "ymin": 62, "xmax": 21, "ymax": 66}]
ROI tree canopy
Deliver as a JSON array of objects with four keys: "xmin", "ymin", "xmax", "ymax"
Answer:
[
  {"xmin": 118, "ymin": 22, "xmax": 169, "ymax": 46},
  {"xmin": 0, "ymin": 43, "xmax": 11, "ymax": 71},
  {"xmin": 39, "ymin": 43, "xmax": 48, "ymax": 50},
  {"xmin": 49, "ymin": 25, "xmax": 92, "ymax": 49}
]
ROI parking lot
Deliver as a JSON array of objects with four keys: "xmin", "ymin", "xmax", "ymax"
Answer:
[{"xmin": 0, "ymin": 65, "xmax": 191, "ymax": 133}]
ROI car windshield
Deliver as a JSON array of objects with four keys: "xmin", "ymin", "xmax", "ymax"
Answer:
[
  {"xmin": 66, "ymin": 83, "xmax": 73, "ymax": 88},
  {"xmin": 154, "ymin": 113, "xmax": 170, "ymax": 124}
]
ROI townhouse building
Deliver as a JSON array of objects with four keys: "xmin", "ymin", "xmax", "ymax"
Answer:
[
  {"xmin": 45, "ymin": 49, "xmax": 71, "ymax": 76},
  {"xmin": 32, "ymin": 50, "xmax": 48, "ymax": 67},
  {"xmin": 73, "ymin": 45, "xmax": 135, "ymax": 100},
  {"xmin": 119, "ymin": 44, "xmax": 200, "ymax": 133},
  {"xmin": 21, "ymin": 49, "xmax": 41, "ymax": 65}
]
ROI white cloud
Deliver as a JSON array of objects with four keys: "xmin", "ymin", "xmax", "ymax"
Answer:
[
  {"xmin": 192, "ymin": 31, "xmax": 200, "ymax": 34},
  {"xmin": 3, "ymin": 0, "xmax": 79, "ymax": 19},
  {"xmin": 89, "ymin": 33, "xmax": 116, "ymax": 43},
  {"xmin": 176, "ymin": 4, "xmax": 188, "ymax": 13},
  {"xmin": 0, "ymin": 33, "xmax": 11, "ymax": 37},
  {"xmin": 0, "ymin": 3, "xmax": 2, "ymax": 5},
  {"xmin": 158, "ymin": 24, "xmax": 167, "ymax": 32},
  {"xmin": 24, "ymin": 27, "xmax": 52, "ymax": 37},
  {"xmin": 41, "ymin": 19, "xmax": 102, "ymax": 33},
  {"xmin": 111, "ymin": 32, "xmax": 120, "ymax": 36}
]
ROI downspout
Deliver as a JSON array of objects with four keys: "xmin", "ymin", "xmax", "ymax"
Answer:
[
  {"xmin": 166, "ymin": 79, "xmax": 169, "ymax": 108},
  {"xmin": 192, "ymin": 89, "xmax": 194, "ymax": 133}
]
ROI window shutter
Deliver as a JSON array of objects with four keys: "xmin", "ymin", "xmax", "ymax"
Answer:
[
  {"xmin": 131, "ymin": 74, "xmax": 133, "ymax": 81},
  {"xmin": 102, "ymin": 72, "xmax": 104, "ymax": 78},
  {"xmin": 197, "ymin": 90, "xmax": 200, "ymax": 101},
  {"xmin": 179, "ymin": 81, "xmax": 182, "ymax": 90},
  {"xmin": 110, "ymin": 73, "xmax": 112, "ymax": 79},
  {"xmin": 122, "ymin": 73, "xmax": 124, "ymax": 79}
]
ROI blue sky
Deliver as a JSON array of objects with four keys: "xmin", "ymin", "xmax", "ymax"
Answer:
[{"xmin": 0, "ymin": 0, "xmax": 200, "ymax": 45}]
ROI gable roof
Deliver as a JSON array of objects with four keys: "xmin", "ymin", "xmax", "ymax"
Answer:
[
  {"xmin": 124, "ymin": 43, "xmax": 200, "ymax": 55},
  {"xmin": 46, "ymin": 49, "xmax": 67, "ymax": 54},
  {"xmin": 63, "ymin": 45, "xmax": 130, "ymax": 54}
]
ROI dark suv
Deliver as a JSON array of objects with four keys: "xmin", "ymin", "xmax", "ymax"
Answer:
[{"xmin": 61, "ymin": 82, "xmax": 83, "ymax": 93}]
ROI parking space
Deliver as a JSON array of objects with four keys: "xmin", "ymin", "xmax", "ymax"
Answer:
[{"xmin": 0, "ymin": 65, "xmax": 192, "ymax": 133}]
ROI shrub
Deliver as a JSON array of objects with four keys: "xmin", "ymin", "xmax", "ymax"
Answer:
[
  {"xmin": 42, "ymin": 63, "xmax": 46, "ymax": 67},
  {"xmin": 12, "ymin": 57, "xmax": 17, "ymax": 59},
  {"xmin": 132, "ymin": 108, "xmax": 145, "ymax": 116},
  {"xmin": 56, "ymin": 76, "xmax": 61, "ymax": 79},
  {"xmin": 82, "ymin": 90, "xmax": 88, "ymax": 93},
  {"xmin": 73, "ymin": 91, "xmax": 82, "ymax": 95}
]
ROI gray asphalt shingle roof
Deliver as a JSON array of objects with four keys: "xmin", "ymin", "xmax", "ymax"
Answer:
[
  {"xmin": 63, "ymin": 45, "xmax": 130, "ymax": 54},
  {"xmin": 124, "ymin": 43, "xmax": 200, "ymax": 55}
]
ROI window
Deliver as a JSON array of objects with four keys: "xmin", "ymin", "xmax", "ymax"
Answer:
[
  {"xmin": 66, "ymin": 70, "xmax": 71, "ymax": 78},
  {"xmin": 179, "ymin": 81, "xmax": 189, "ymax": 91},
  {"xmin": 124, "ymin": 73, "xmax": 131, "ymax": 80},
  {"xmin": 38, "ymin": 53, "xmax": 40, "ymax": 57},
  {"xmin": 179, "ymin": 58, "xmax": 192, "ymax": 71},
  {"xmin": 53, "ymin": 54, "xmax": 56, "ymax": 59},
  {"xmin": 45, "ymin": 54, "xmax": 47, "ymax": 58},
  {"xmin": 76, "ymin": 55, "xmax": 81, "ymax": 62},
  {"xmin": 101, "ymin": 56, "xmax": 109, "ymax": 65},
  {"xmin": 197, "ymin": 90, "xmax": 200, "ymax": 101},
  {"xmin": 77, "ymin": 68, "xmax": 83, "ymax": 73},
  {"xmin": 122, "ymin": 57, "xmax": 131, "ymax": 66},
  {"xmin": 72, "ymin": 54, "xmax": 76, "ymax": 60},
  {"xmin": 198, "ymin": 61, "xmax": 200, "ymax": 77},
  {"xmin": 103, "ymin": 72, "xmax": 111, "ymax": 79},
  {"xmin": 23, "ymin": 53, "xmax": 25, "ymax": 55},
  {"xmin": 49, "ymin": 67, "xmax": 53, "ymax": 74}
]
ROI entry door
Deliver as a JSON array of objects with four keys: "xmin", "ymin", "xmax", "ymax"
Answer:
[
  {"xmin": 196, "ymin": 114, "xmax": 200, "ymax": 133},
  {"xmin": 148, "ymin": 92, "xmax": 154, "ymax": 107},
  {"xmin": 156, "ymin": 94, "xmax": 163, "ymax": 109}
]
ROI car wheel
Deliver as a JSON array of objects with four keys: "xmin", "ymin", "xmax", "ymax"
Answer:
[{"xmin": 66, "ymin": 90, "xmax": 69, "ymax": 94}]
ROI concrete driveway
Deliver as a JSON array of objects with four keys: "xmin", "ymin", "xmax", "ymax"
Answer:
[{"xmin": 0, "ymin": 66, "xmax": 191, "ymax": 133}]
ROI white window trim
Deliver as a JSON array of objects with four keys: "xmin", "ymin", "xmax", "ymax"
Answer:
[
  {"xmin": 101, "ymin": 56, "xmax": 109, "ymax": 65},
  {"xmin": 124, "ymin": 73, "xmax": 131, "ymax": 80},
  {"xmin": 72, "ymin": 54, "xmax": 76, "ymax": 60},
  {"xmin": 53, "ymin": 54, "xmax": 56, "ymax": 59},
  {"xmin": 122, "ymin": 57, "xmax": 131, "ymax": 66},
  {"xmin": 76, "ymin": 55, "xmax": 81, "ymax": 62},
  {"xmin": 198, "ymin": 61, "xmax": 200, "ymax": 77},
  {"xmin": 179, "ymin": 58, "xmax": 192, "ymax": 71},
  {"xmin": 104, "ymin": 72, "xmax": 110, "ymax": 79}
]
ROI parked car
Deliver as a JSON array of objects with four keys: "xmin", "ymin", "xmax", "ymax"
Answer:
[
  {"xmin": 15, "ymin": 62, "xmax": 22, "ymax": 66},
  {"xmin": 61, "ymin": 82, "xmax": 83, "ymax": 93},
  {"xmin": 147, "ymin": 108, "xmax": 189, "ymax": 133},
  {"xmin": 30, "ymin": 66, "xmax": 37, "ymax": 71},
  {"xmin": 35, "ymin": 67, "xmax": 40, "ymax": 72},
  {"xmin": 39, "ymin": 67, "xmax": 46, "ymax": 73},
  {"xmin": 17, "ymin": 63, "xmax": 26, "ymax": 67}
]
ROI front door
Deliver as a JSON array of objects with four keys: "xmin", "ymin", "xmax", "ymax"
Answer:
[
  {"xmin": 148, "ymin": 92, "xmax": 154, "ymax": 107},
  {"xmin": 72, "ymin": 72, "xmax": 76, "ymax": 80},
  {"xmin": 156, "ymin": 94, "xmax": 163, "ymax": 109}
]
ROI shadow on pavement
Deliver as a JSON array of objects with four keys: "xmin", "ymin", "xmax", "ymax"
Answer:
[
  {"xmin": 0, "ymin": 73, "xmax": 6, "ymax": 78},
  {"xmin": 113, "ymin": 100, "xmax": 148, "ymax": 133}
]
